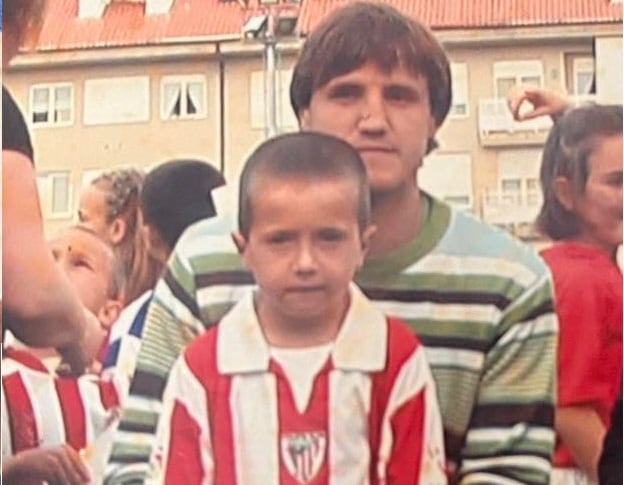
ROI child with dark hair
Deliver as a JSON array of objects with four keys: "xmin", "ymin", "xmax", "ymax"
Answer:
[
  {"xmin": 537, "ymin": 105, "xmax": 622, "ymax": 484},
  {"xmin": 101, "ymin": 160, "xmax": 224, "ymax": 480},
  {"xmin": 155, "ymin": 132, "xmax": 445, "ymax": 484}
]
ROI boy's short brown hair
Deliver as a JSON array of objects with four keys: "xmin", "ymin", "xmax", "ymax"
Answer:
[{"xmin": 290, "ymin": 1, "xmax": 451, "ymax": 152}]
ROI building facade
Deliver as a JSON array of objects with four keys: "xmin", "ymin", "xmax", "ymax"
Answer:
[{"xmin": 3, "ymin": 0, "xmax": 622, "ymax": 238}]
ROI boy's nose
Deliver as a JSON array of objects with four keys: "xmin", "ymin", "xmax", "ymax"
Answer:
[
  {"xmin": 293, "ymin": 243, "xmax": 318, "ymax": 275},
  {"xmin": 357, "ymin": 94, "xmax": 388, "ymax": 134}
]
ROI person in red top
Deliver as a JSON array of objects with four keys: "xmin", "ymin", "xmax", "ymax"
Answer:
[
  {"xmin": 535, "ymin": 105, "xmax": 622, "ymax": 484},
  {"xmin": 155, "ymin": 132, "xmax": 446, "ymax": 484}
]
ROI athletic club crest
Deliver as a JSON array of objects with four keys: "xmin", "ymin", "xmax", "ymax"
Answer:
[{"xmin": 281, "ymin": 431, "xmax": 326, "ymax": 484}]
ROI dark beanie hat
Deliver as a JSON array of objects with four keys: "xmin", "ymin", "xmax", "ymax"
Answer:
[{"xmin": 140, "ymin": 159, "xmax": 225, "ymax": 249}]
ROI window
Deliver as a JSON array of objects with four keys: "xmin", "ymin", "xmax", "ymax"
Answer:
[
  {"xmin": 420, "ymin": 153, "xmax": 473, "ymax": 210},
  {"xmin": 30, "ymin": 84, "xmax": 73, "ymax": 126},
  {"xmin": 449, "ymin": 62, "xmax": 469, "ymax": 117},
  {"xmin": 37, "ymin": 171, "xmax": 72, "ymax": 219},
  {"xmin": 161, "ymin": 76, "xmax": 207, "ymax": 120},
  {"xmin": 250, "ymin": 69, "xmax": 298, "ymax": 132},
  {"xmin": 84, "ymin": 76, "xmax": 150, "ymax": 125},
  {"xmin": 497, "ymin": 150, "xmax": 542, "ymax": 207},
  {"xmin": 493, "ymin": 60, "xmax": 543, "ymax": 98}
]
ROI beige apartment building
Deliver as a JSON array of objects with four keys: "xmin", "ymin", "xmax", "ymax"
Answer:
[{"xmin": 3, "ymin": 0, "xmax": 622, "ymax": 238}]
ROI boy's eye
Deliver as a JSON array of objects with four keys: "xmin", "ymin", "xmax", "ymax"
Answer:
[
  {"xmin": 318, "ymin": 229, "xmax": 345, "ymax": 242},
  {"xmin": 385, "ymin": 85, "xmax": 419, "ymax": 103},
  {"xmin": 73, "ymin": 258, "xmax": 93, "ymax": 270},
  {"xmin": 266, "ymin": 233, "xmax": 293, "ymax": 245}
]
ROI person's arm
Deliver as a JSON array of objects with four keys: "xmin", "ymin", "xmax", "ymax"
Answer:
[
  {"xmin": 556, "ymin": 406, "xmax": 605, "ymax": 482},
  {"xmin": 155, "ymin": 355, "xmax": 214, "ymax": 485},
  {"xmin": 457, "ymin": 270, "xmax": 558, "ymax": 484},
  {"xmin": 507, "ymin": 84, "xmax": 571, "ymax": 122},
  {"xmin": 2, "ymin": 150, "xmax": 89, "ymax": 372},
  {"xmin": 2, "ymin": 445, "xmax": 91, "ymax": 485}
]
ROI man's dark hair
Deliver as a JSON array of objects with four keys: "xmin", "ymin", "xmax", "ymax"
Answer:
[
  {"xmin": 238, "ymin": 132, "xmax": 371, "ymax": 237},
  {"xmin": 140, "ymin": 159, "xmax": 225, "ymax": 249},
  {"xmin": 290, "ymin": 1, "xmax": 451, "ymax": 154},
  {"xmin": 537, "ymin": 104, "xmax": 622, "ymax": 240}
]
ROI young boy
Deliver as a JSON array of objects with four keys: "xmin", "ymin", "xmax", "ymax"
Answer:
[
  {"xmin": 2, "ymin": 225, "xmax": 124, "ymax": 484},
  {"xmin": 155, "ymin": 132, "xmax": 446, "ymax": 484}
]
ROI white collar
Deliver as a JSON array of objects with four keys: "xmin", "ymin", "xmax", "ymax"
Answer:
[{"xmin": 217, "ymin": 283, "xmax": 387, "ymax": 374}]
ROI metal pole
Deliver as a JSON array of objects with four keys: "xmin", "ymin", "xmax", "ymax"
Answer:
[{"xmin": 265, "ymin": 8, "xmax": 278, "ymax": 137}]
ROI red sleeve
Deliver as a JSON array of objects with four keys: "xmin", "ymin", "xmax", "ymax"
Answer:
[
  {"xmin": 553, "ymin": 265, "xmax": 612, "ymax": 408},
  {"xmin": 164, "ymin": 400, "xmax": 204, "ymax": 485}
]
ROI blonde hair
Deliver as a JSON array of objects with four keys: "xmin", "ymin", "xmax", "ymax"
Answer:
[{"xmin": 91, "ymin": 169, "xmax": 164, "ymax": 303}]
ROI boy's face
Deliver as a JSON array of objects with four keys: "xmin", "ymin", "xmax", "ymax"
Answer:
[
  {"xmin": 298, "ymin": 61, "xmax": 437, "ymax": 196},
  {"xmin": 234, "ymin": 178, "xmax": 374, "ymax": 325},
  {"xmin": 49, "ymin": 227, "xmax": 116, "ymax": 321}
]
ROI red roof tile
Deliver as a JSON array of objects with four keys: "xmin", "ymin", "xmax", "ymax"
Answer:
[
  {"xmin": 35, "ymin": 0, "xmax": 622, "ymax": 52},
  {"xmin": 298, "ymin": 0, "xmax": 623, "ymax": 34}
]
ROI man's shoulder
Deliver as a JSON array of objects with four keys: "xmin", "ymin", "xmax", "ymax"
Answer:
[{"xmin": 438, "ymin": 205, "xmax": 549, "ymax": 278}]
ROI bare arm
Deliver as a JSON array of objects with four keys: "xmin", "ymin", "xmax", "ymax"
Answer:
[
  {"xmin": 2, "ymin": 150, "xmax": 88, "ymax": 370},
  {"xmin": 556, "ymin": 405, "xmax": 605, "ymax": 482},
  {"xmin": 507, "ymin": 84, "xmax": 571, "ymax": 122}
]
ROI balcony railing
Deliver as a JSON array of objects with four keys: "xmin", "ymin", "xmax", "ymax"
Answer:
[
  {"xmin": 478, "ymin": 98, "xmax": 553, "ymax": 138},
  {"xmin": 481, "ymin": 189, "xmax": 542, "ymax": 226}
]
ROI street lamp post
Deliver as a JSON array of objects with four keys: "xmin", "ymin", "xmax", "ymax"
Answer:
[{"xmin": 264, "ymin": 8, "xmax": 279, "ymax": 138}]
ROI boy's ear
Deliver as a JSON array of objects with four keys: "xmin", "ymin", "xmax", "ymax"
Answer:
[
  {"xmin": 109, "ymin": 218, "xmax": 127, "ymax": 245},
  {"xmin": 359, "ymin": 224, "xmax": 377, "ymax": 263},
  {"xmin": 97, "ymin": 300, "xmax": 123, "ymax": 331},
  {"xmin": 231, "ymin": 231, "xmax": 247, "ymax": 255},
  {"xmin": 553, "ymin": 176, "xmax": 575, "ymax": 211}
]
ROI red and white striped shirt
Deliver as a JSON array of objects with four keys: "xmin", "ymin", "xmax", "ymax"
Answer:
[
  {"xmin": 1, "ymin": 347, "xmax": 121, "ymax": 480},
  {"xmin": 156, "ymin": 286, "xmax": 446, "ymax": 484}
]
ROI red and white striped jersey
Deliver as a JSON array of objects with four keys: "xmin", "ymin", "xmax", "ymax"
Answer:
[
  {"xmin": 1, "ymin": 347, "xmax": 121, "ymax": 479},
  {"xmin": 156, "ymin": 286, "xmax": 446, "ymax": 484}
]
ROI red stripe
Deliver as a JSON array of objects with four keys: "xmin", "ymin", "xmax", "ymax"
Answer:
[
  {"xmin": 3, "ymin": 372, "xmax": 39, "ymax": 453},
  {"xmin": 4, "ymin": 347, "xmax": 49, "ymax": 372},
  {"xmin": 164, "ymin": 401, "xmax": 203, "ymax": 485},
  {"xmin": 98, "ymin": 379, "xmax": 120, "ymax": 409},
  {"xmin": 55, "ymin": 378, "xmax": 87, "ymax": 450}
]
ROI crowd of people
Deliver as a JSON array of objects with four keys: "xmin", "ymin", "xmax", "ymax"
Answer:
[{"xmin": 2, "ymin": 1, "xmax": 621, "ymax": 484}]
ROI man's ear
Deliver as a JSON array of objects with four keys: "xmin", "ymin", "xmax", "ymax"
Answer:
[
  {"xmin": 553, "ymin": 176, "xmax": 575, "ymax": 211},
  {"xmin": 109, "ymin": 218, "xmax": 127, "ymax": 245},
  {"xmin": 298, "ymin": 108, "xmax": 311, "ymax": 130},
  {"xmin": 358, "ymin": 224, "xmax": 377, "ymax": 265},
  {"xmin": 97, "ymin": 300, "xmax": 123, "ymax": 331}
]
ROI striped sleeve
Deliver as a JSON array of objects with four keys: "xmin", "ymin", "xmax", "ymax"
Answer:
[
  {"xmin": 156, "ymin": 355, "xmax": 214, "ymax": 485},
  {"xmin": 106, "ymin": 252, "xmax": 204, "ymax": 480},
  {"xmin": 380, "ymin": 345, "xmax": 447, "ymax": 484},
  {"xmin": 458, "ymin": 271, "xmax": 557, "ymax": 484}
]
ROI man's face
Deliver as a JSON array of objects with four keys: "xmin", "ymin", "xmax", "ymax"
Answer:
[
  {"xmin": 235, "ymin": 178, "xmax": 373, "ymax": 328},
  {"xmin": 298, "ymin": 62, "xmax": 437, "ymax": 196},
  {"xmin": 49, "ymin": 227, "xmax": 114, "ymax": 316}
]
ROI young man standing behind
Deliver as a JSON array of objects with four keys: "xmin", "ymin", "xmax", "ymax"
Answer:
[{"xmin": 110, "ymin": 3, "xmax": 558, "ymax": 483}]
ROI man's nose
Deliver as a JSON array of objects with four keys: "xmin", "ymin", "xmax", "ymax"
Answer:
[{"xmin": 357, "ymin": 93, "xmax": 388, "ymax": 134}]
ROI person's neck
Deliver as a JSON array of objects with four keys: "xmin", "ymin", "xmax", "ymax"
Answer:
[
  {"xmin": 255, "ymin": 293, "xmax": 349, "ymax": 349},
  {"xmin": 570, "ymin": 236, "xmax": 620, "ymax": 265},
  {"xmin": 368, "ymin": 187, "xmax": 425, "ymax": 257}
]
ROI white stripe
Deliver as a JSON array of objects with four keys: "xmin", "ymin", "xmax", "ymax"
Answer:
[
  {"xmin": 25, "ymin": 368, "xmax": 65, "ymax": 448},
  {"xmin": 157, "ymin": 358, "xmax": 213, "ymax": 485},
  {"xmin": 1, "ymin": 379, "xmax": 13, "ymax": 457},
  {"xmin": 461, "ymin": 473, "xmax": 527, "ymax": 485},
  {"xmin": 424, "ymin": 347, "xmax": 484, "ymax": 372},
  {"xmin": 466, "ymin": 425, "xmax": 555, "ymax": 445},
  {"xmin": 230, "ymin": 373, "xmax": 279, "ymax": 485},
  {"xmin": 178, "ymin": 233, "xmax": 237, "ymax": 260},
  {"xmin": 328, "ymin": 371, "xmax": 372, "ymax": 485},
  {"xmin": 404, "ymin": 254, "xmax": 538, "ymax": 287},
  {"xmin": 378, "ymin": 348, "xmax": 446, "ymax": 484},
  {"xmin": 462, "ymin": 455, "xmax": 551, "ymax": 475},
  {"xmin": 374, "ymin": 301, "xmax": 501, "ymax": 325},
  {"xmin": 496, "ymin": 314, "xmax": 557, "ymax": 347},
  {"xmin": 124, "ymin": 392, "xmax": 163, "ymax": 416}
]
